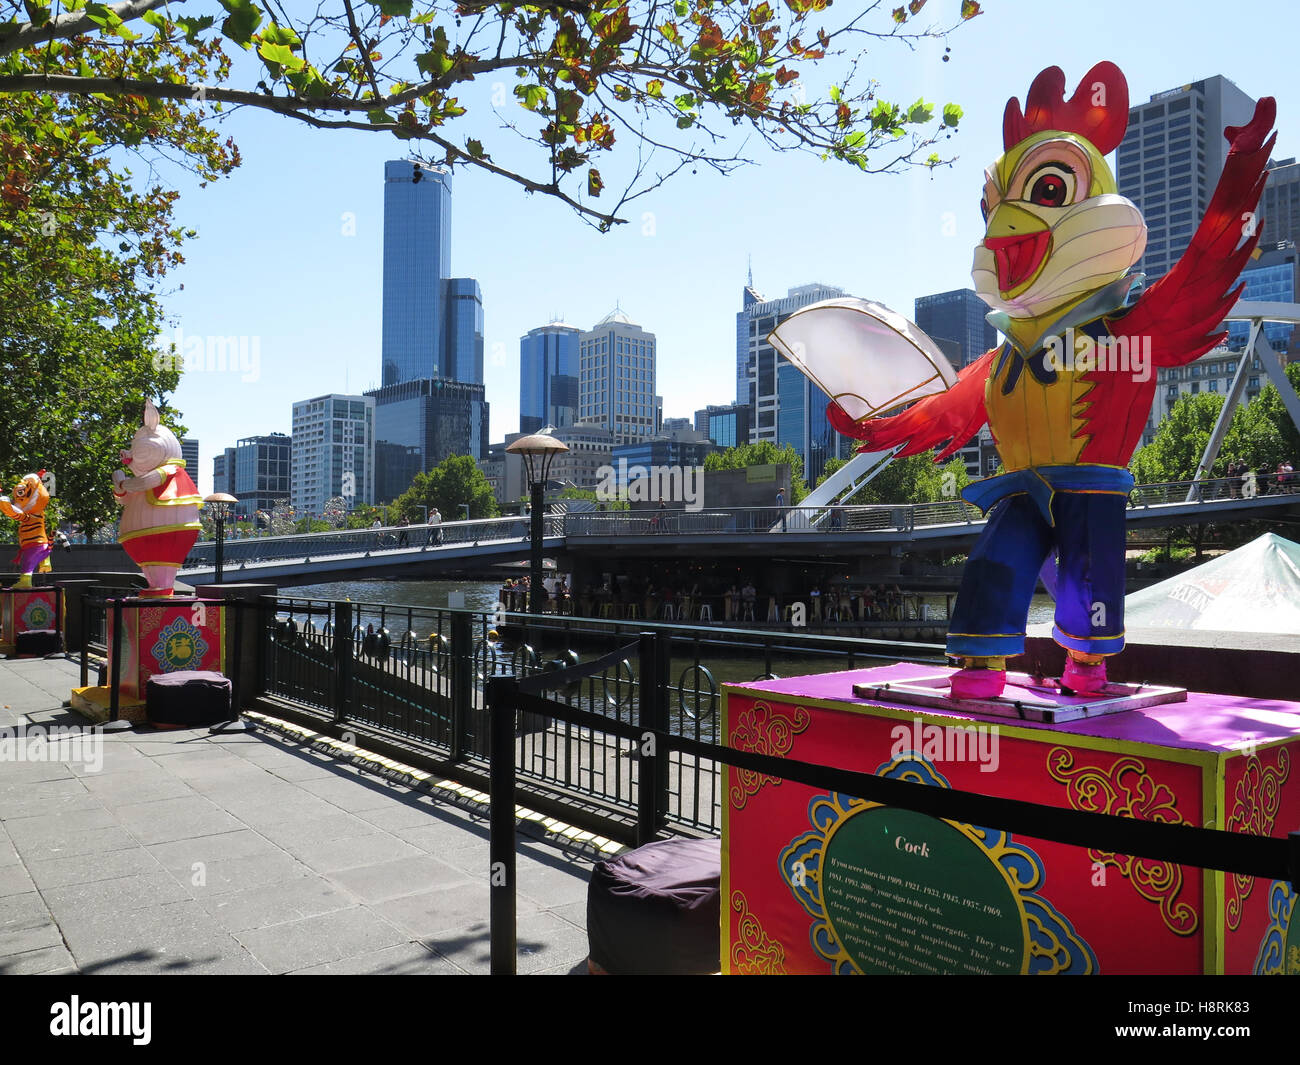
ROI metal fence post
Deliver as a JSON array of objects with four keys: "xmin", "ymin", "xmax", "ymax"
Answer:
[
  {"xmin": 108, "ymin": 598, "xmax": 123, "ymax": 723},
  {"xmin": 334, "ymin": 600, "xmax": 353, "ymax": 726},
  {"xmin": 450, "ymin": 611, "xmax": 472, "ymax": 761},
  {"xmin": 637, "ymin": 631, "xmax": 660, "ymax": 847},
  {"xmin": 487, "ymin": 676, "xmax": 517, "ymax": 975}
]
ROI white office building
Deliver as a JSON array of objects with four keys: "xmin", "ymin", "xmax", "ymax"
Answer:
[
  {"xmin": 579, "ymin": 309, "xmax": 658, "ymax": 446},
  {"xmin": 291, "ymin": 393, "xmax": 375, "ymax": 515}
]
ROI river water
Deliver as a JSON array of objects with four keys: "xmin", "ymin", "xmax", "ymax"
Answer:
[{"xmin": 289, "ymin": 576, "xmax": 1059, "ymax": 688}]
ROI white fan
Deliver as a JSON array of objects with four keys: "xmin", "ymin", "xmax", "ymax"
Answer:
[{"xmin": 767, "ymin": 298, "xmax": 958, "ymax": 422}]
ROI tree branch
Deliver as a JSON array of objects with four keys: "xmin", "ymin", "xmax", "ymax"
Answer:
[{"xmin": 0, "ymin": 0, "xmax": 173, "ymax": 60}]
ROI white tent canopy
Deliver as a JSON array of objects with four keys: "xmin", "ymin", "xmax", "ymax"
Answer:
[{"xmin": 1124, "ymin": 533, "xmax": 1300, "ymax": 634}]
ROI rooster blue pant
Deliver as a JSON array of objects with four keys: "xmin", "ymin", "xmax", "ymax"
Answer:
[{"xmin": 946, "ymin": 490, "xmax": 1127, "ymax": 660}]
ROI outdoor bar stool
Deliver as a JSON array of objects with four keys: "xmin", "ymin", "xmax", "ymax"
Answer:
[
  {"xmin": 600, "ymin": 602, "xmax": 615, "ymax": 619},
  {"xmin": 766, "ymin": 597, "xmax": 780, "ymax": 622},
  {"xmin": 625, "ymin": 604, "xmax": 641, "ymax": 620},
  {"xmin": 660, "ymin": 603, "xmax": 677, "ymax": 621},
  {"xmin": 697, "ymin": 603, "xmax": 713, "ymax": 623}
]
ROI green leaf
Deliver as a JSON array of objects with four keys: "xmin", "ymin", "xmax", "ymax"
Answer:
[
  {"xmin": 942, "ymin": 103, "xmax": 963, "ymax": 128},
  {"xmin": 515, "ymin": 84, "xmax": 549, "ymax": 111},
  {"xmin": 218, "ymin": 0, "xmax": 263, "ymax": 47},
  {"xmin": 906, "ymin": 98, "xmax": 933, "ymax": 124},
  {"xmin": 367, "ymin": 108, "xmax": 393, "ymax": 124},
  {"xmin": 176, "ymin": 15, "xmax": 216, "ymax": 43},
  {"xmin": 258, "ymin": 41, "xmax": 304, "ymax": 73},
  {"xmin": 370, "ymin": 0, "xmax": 413, "ymax": 15},
  {"xmin": 466, "ymin": 138, "xmax": 485, "ymax": 159},
  {"xmin": 587, "ymin": 168, "xmax": 603, "ymax": 197},
  {"xmin": 673, "ymin": 0, "xmax": 689, "ymax": 15}
]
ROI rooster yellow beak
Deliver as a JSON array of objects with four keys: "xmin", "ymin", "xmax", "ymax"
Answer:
[{"xmin": 984, "ymin": 203, "xmax": 1052, "ymax": 296}]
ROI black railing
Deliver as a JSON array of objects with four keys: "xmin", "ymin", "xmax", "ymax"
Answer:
[
  {"xmin": 484, "ymin": 634, "xmax": 1300, "ymax": 974},
  {"xmin": 260, "ymin": 596, "xmax": 948, "ymax": 834}
]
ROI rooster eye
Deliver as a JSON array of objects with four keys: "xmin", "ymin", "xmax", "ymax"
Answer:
[{"xmin": 1027, "ymin": 164, "xmax": 1074, "ymax": 208}]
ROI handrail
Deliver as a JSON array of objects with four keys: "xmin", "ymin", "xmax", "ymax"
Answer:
[{"xmin": 178, "ymin": 477, "xmax": 1295, "ymax": 570}]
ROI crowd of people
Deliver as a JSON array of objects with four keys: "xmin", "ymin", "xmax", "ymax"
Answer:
[
  {"xmin": 1224, "ymin": 459, "xmax": 1295, "ymax": 496},
  {"xmin": 501, "ymin": 571, "xmax": 921, "ymax": 624}
]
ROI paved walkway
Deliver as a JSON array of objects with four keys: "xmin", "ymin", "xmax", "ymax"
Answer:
[{"xmin": 0, "ymin": 656, "xmax": 595, "ymax": 974}]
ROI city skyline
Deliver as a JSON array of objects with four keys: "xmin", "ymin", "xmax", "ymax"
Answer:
[{"xmin": 165, "ymin": 4, "xmax": 1300, "ymax": 496}]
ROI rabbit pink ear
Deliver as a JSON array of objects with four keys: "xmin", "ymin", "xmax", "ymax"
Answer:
[{"xmin": 142, "ymin": 399, "xmax": 160, "ymax": 429}]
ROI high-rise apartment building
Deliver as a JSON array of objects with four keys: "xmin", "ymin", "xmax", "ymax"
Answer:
[
  {"xmin": 212, "ymin": 447, "xmax": 235, "ymax": 496},
  {"xmin": 1263, "ymin": 157, "xmax": 1300, "ymax": 250},
  {"xmin": 914, "ymin": 289, "xmax": 1000, "ymax": 368},
  {"xmin": 578, "ymin": 309, "xmax": 657, "ymax": 446},
  {"xmin": 694, "ymin": 403, "xmax": 752, "ymax": 449},
  {"xmin": 291, "ymin": 394, "xmax": 375, "ymax": 516},
  {"xmin": 739, "ymin": 280, "xmax": 850, "ymax": 484},
  {"xmin": 230, "ymin": 434, "xmax": 291, "ymax": 518},
  {"xmin": 520, "ymin": 321, "xmax": 580, "ymax": 433},
  {"xmin": 1227, "ymin": 241, "xmax": 1298, "ymax": 355},
  {"xmin": 1117, "ymin": 76, "xmax": 1257, "ymax": 280},
  {"xmin": 180, "ymin": 439, "xmax": 199, "ymax": 482}
]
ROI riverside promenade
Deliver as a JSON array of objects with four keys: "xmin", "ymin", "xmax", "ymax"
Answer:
[{"xmin": 0, "ymin": 655, "xmax": 598, "ymax": 975}]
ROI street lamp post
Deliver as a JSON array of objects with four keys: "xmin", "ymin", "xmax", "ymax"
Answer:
[
  {"xmin": 203, "ymin": 493, "xmax": 237, "ymax": 584},
  {"xmin": 505, "ymin": 432, "xmax": 569, "ymax": 615}
]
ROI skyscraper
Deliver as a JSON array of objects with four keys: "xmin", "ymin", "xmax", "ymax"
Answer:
[
  {"xmin": 739, "ymin": 280, "xmax": 850, "ymax": 483},
  {"xmin": 381, "ymin": 160, "xmax": 452, "ymax": 387},
  {"xmin": 443, "ymin": 278, "xmax": 484, "ymax": 386},
  {"xmin": 1116, "ymin": 76, "xmax": 1257, "ymax": 280},
  {"xmin": 375, "ymin": 160, "xmax": 488, "ymax": 497},
  {"xmin": 1262, "ymin": 157, "xmax": 1300, "ymax": 251},
  {"xmin": 914, "ymin": 289, "xmax": 1000, "ymax": 368},
  {"xmin": 578, "ymin": 309, "xmax": 657, "ymax": 446},
  {"xmin": 367, "ymin": 378, "xmax": 488, "ymax": 503},
  {"xmin": 291, "ymin": 394, "xmax": 375, "ymax": 515},
  {"xmin": 520, "ymin": 321, "xmax": 580, "ymax": 434}
]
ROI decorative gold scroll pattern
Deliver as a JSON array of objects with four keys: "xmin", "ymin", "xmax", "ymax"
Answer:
[
  {"xmin": 728, "ymin": 701, "xmax": 811, "ymax": 810},
  {"xmin": 1046, "ymin": 748, "xmax": 1198, "ymax": 936},
  {"xmin": 1225, "ymin": 748, "xmax": 1291, "ymax": 931},
  {"xmin": 730, "ymin": 891, "xmax": 787, "ymax": 975}
]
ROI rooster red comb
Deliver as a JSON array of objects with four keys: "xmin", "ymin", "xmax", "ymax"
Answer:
[{"xmin": 1003, "ymin": 61, "xmax": 1129, "ymax": 155}]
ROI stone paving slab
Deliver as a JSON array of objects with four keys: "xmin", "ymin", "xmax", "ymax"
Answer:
[{"xmin": 0, "ymin": 655, "xmax": 602, "ymax": 975}]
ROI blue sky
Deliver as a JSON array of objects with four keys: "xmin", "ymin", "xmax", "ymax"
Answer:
[{"xmin": 158, "ymin": 1, "xmax": 1300, "ymax": 495}]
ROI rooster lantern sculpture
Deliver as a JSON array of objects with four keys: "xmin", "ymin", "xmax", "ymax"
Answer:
[{"xmin": 773, "ymin": 62, "xmax": 1276, "ymax": 699}]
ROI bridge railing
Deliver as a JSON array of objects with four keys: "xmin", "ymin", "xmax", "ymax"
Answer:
[
  {"xmin": 562, "ymin": 477, "xmax": 1282, "ymax": 538},
  {"xmin": 184, "ymin": 514, "xmax": 563, "ymax": 568}
]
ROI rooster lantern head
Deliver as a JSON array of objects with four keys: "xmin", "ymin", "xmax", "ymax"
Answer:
[{"xmin": 972, "ymin": 61, "xmax": 1146, "ymax": 320}]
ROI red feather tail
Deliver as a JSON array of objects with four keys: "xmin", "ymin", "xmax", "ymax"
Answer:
[{"xmin": 1112, "ymin": 97, "xmax": 1277, "ymax": 368}]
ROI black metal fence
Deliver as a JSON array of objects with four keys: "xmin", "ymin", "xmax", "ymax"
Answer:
[{"xmin": 260, "ymin": 595, "xmax": 947, "ymax": 834}]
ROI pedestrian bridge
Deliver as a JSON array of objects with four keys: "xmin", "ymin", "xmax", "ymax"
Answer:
[{"xmin": 177, "ymin": 477, "xmax": 1300, "ymax": 585}]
